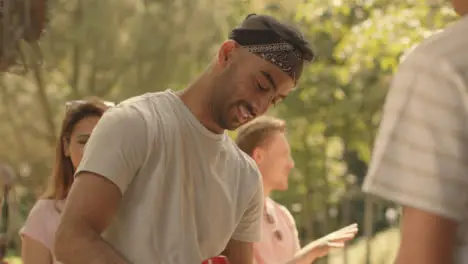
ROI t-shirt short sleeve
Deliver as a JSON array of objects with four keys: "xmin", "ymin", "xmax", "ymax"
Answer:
[
  {"xmin": 75, "ymin": 105, "xmax": 148, "ymax": 194},
  {"xmin": 231, "ymin": 167, "xmax": 264, "ymax": 243},
  {"xmin": 363, "ymin": 53, "xmax": 468, "ymax": 222},
  {"xmin": 19, "ymin": 200, "xmax": 59, "ymax": 250},
  {"xmin": 277, "ymin": 205, "xmax": 301, "ymax": 253}
]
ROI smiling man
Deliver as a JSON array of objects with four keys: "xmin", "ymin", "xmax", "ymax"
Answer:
[{"xmin": 54, "ymin": 13, "xmax": 314, "ymax": 264}]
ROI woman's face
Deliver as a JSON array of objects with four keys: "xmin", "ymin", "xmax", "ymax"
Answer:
[{"xmin": 64, "ymin": 116, "xmax": 100, "ymax": 169}]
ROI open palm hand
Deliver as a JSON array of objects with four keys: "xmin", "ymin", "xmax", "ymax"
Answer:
[{"xmin": 291, "ymin": 223, "xmax": 359, "ymax": 263}]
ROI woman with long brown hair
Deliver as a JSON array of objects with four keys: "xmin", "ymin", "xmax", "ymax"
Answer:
[{"xmin": 19, "ymin": 99, "xmax": 113, "ymax": 264}]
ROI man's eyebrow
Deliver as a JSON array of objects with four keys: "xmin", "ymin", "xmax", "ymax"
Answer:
[{"xmin": 261, "ymin": 71, "xmax": 277, "ymax": 89}]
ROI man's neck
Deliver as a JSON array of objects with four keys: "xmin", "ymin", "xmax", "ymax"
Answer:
[{"xmin": 178, "ymin": 72, "xmax": 224, "ymax": 134}]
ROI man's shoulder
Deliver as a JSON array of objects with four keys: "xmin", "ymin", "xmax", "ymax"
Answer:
[
  {"xmin": 402, "ymin": 18, "xmax": 468, "ymax": 70},
  {"xmin": 392, "ymin": 20, "xmax": 468, "ymax": 99},
  {"xmin": 110, "ymin": 90, "xmax": 176, "ymax": 124},
  {"xmin": 224, "ymin": 137, "xmax": 262, "ymax": 183},
  {"xmin": 241, "ymin": 152, "xmax": 262, "ymax": 183},
  {"xmin": 118, "ymin": 90, "xmax": 172, "ymax": 112}
]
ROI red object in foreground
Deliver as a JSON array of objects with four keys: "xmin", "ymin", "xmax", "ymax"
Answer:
[{"xmin": 202, "ymin": 256, "xmax": 230, "ymax": 264}]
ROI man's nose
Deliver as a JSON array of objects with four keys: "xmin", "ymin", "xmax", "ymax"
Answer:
[{"xmin": 254, "ymin": 98, "xmax": 271, "ymax": 115}]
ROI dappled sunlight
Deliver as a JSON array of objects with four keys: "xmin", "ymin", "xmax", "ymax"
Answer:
[{"xmin": 0, "ymin": 0, "xmax": 459, "ymax": 262}]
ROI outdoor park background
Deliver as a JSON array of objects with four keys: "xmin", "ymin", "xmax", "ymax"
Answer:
[{"xmin": 0, "ymin": 0, "xmax": 458, "ymax": 263}]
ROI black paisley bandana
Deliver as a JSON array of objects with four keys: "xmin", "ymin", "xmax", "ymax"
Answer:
[{"xmin": 229, "ymin": 28, "xmax": 304, "ymax": 82}]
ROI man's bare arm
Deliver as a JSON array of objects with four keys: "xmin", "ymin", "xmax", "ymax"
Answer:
[
  {"xmin": 54, "ymin": 173, "xmax": 130, "ymax": 264},
  {"xmin": 395, "ymin": 206, "xmax": 458, "ymax": 264},
  {"xmin": 222, "ymin": 239, "xmax": 254, "ymax": 264}
]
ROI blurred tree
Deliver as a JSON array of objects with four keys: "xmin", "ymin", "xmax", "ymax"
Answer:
[
  {"xmin": 0, "ymin": 0, "xmax": 460, "ymax": 260},
  {"xmin": 0, "ymin": 0, "xmax": 253, "ymax": 250},
  {"xmin": 267, "ymin": 0, "xmax": 457, "ymax": 263}
]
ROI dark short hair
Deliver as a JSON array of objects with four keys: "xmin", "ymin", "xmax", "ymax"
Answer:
[
  {"xmin": 234, "ymin": 14, "xmax": 315, "ymax": 82},
  {"xmin": 236, "ymin": 116, "xmax": 286, "ymax": 156},
  {"xmin": 238, "ymin": 14, "xmax": 315, "ymax": 62}
]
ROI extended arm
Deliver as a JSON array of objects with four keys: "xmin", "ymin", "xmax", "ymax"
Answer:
[
  {"xmin": 395, "ymin": 206, "xmax": 457, "ymax": 264},
  {"xmin": 55, "ymin": 173, "xmax": 129, "ymax": 264}
]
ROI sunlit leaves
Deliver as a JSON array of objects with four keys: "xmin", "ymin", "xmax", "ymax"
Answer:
[
  {"xmin": 0, "ymin": 0, "xmax": 253, "ymax": 218},
  {"xmin": 270, "ymin": 0, "xmax": 457, "ymax": 240}
]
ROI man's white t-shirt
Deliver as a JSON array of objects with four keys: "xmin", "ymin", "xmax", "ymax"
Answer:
[
  {"xmin": 75, "ymin": 90, "xmax": 264, "ymax": 263},
  {"xmin": 363, "ymin": 16, "xmax": 468, "ymax": 263}
]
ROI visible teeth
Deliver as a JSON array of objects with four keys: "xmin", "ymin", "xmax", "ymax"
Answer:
[{"xmin": 240, "ymin": 105, "xmax": 251, "ymax": 119}]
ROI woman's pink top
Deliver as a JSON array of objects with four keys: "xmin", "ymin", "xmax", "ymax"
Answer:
[
  {"xmin": 19, "ymin": 199, "xmax": 64, "ymax": 264},
  {"xmin": 254, "ymin": 198, "xmax": 301, "ymax": 264}
]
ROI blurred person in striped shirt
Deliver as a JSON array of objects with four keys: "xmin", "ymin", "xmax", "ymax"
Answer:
[{"xmin": 363, "ymin": 1, "xmax": 468, "ymax": 263}]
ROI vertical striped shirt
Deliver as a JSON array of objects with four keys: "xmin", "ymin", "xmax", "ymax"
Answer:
[{"xmin": 363, "ymin": 15, "xmax": 468, "ymax": 263}]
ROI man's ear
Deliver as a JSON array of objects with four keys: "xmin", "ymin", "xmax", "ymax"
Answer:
[
  {"xmin": 252, "ymin": 147, "xmax": 263, "ymax": 164},
  {"xmin": 217, "ymin": 40, "xmax": 240, "ymax": 68}
]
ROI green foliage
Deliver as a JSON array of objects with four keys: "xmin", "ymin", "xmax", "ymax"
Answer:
[
  {"xmin": 0, "ymin": 0, "xmax": 253, "ymax": 251},
  {"xmin": 270, "ymin": 0, "xmax": 457, "ymax": 246}
]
